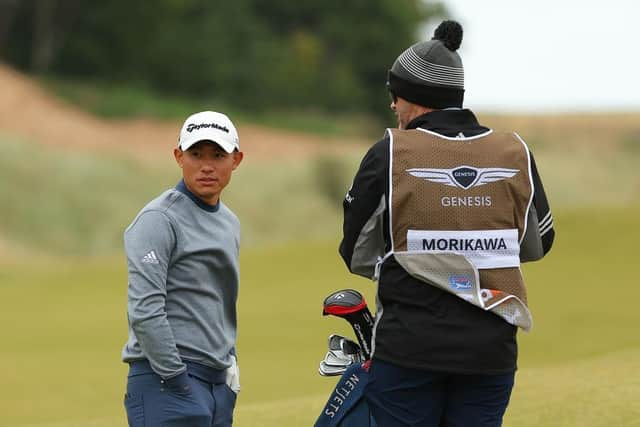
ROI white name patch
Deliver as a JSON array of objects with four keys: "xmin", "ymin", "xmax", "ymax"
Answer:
[{"xmin": 406, "ymin": 229, "xmax": 520, "ymax": 269}]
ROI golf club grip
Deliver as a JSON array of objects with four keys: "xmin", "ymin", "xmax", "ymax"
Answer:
[{"xmin": 345, "ymin": 309, "xmax": 374, "ymax": 359}]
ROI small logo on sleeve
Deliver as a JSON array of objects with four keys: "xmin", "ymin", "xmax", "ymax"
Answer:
[
  {"xmin": 141, "ymin": 250, "xmax": 159, "ymax": 264},
  {"xmin": 345, "ymin": 191, "xmax": 354, "ymax": 203}
]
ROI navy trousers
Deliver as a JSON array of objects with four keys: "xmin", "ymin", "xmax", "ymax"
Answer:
[
  {"xmin": 124, "ymin": 360, "xmax": 236, "ymax": 427},
  {"xmin": 365, "ymin": 359, "xmax": 514, "ymax": 427}
]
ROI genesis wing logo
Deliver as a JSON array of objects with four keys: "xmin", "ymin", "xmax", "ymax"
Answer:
[{"xmin": 406, "ymin": 166, "xmax": 519, "ymax": 190}]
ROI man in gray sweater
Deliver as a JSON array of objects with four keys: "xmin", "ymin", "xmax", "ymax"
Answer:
[{"xmin": 122, "ymin": 111, "xmax": 243, "ymax": 427}]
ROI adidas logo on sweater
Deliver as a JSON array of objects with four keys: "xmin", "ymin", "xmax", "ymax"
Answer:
[{"xmin": 141, "ymin": 250, "xmax": 159, "ymax": 264}]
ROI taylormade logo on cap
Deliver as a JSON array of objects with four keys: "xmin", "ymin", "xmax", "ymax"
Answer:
[
  {"xmin": 186, "ymin": 122, "xmax": 230, "ymax": 133},
  {"xmin": 178, "ymin": 111, "xmax": 239, "ymax": 153}
]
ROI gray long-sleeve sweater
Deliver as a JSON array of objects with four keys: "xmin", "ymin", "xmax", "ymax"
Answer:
[{"xmin": 121, "ymin": 180, "xmax": 240, "ymax": 380}]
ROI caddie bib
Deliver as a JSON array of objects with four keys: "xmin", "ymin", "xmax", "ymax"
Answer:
[{"xmin": 387, "ymin": 128, "xmax": 534, "ymax": 330}]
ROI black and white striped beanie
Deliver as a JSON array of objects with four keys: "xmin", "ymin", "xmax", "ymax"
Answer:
[{"xmin": 387, "ymin": 20, "xmax": 464, "ymax": 109}]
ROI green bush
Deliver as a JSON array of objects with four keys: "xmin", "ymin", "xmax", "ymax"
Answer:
[{"xmin": 311, "ymin": 154, "xmax": 355, "ymax": 207}]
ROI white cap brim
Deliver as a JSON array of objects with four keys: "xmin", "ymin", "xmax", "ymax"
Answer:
[{"xmin": 179, "ymin": 137, "xmax": 237, "ymax": 153}]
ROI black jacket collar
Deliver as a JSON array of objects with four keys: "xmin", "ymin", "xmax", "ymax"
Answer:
[{"xmin": 405, "ymin": 109, "xmax": 490, "ymax": 138}]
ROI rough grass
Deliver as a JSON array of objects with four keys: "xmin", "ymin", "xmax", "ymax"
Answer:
[
  {"xmin": 0, "ymin": 135, "xmax": 176, "ymax": 255},
  {"xmin": 0, "ymin": 134, "xmax": 360, "ymax": 256},
  {"xmin": 1, "ymin": 206, "xmax": 639, "ymax": 426},
  {"xmin": 2, "ymin": 117, "xmax": 640, "ymax": 256}
]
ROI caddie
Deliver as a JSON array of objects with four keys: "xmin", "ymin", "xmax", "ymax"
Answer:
[{"xmin": 339, "ymin": 20, "xmax": 555, "ymax": 426}]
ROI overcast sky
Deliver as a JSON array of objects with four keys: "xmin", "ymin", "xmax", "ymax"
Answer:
[{"xmin": 431, "ymin": 0, "xmax": 639, "ymax": 113}]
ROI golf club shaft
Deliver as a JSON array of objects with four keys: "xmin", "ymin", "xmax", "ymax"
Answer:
[{"xmin": 343, "ymin": 310, "xmax": 374, "ymax": 359}]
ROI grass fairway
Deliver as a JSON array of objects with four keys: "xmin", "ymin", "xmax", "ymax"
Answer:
[{"xmin": 1, "ymin": 206, "xmax": 639, "ymax": 427}]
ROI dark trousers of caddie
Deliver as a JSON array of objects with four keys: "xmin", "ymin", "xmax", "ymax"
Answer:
[
  {"xmin": 365, "ymin": 359, "xmax": 514, "ymax": 427},
  {"xmin": 124, "ymin": 360, "xmax": 237, "ymax": 427}
]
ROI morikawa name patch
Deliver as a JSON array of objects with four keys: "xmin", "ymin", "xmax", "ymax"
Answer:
[{"xmin": 407, "ymin": 229, "xmax": 520, "ymax": 269}]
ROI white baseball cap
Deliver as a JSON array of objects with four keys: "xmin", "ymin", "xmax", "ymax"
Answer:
[{"xmin": 178, "ymin": 111, "xmax": 240, "ymax": 153}]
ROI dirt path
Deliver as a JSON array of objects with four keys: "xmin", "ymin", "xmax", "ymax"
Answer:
[
  {"xmin": 2, "ymin": 63, "xmax": 637, "ymax": 163},
  {"xmin": 0, "ymin": 63, "xmax": 368, "ymax": 163}
]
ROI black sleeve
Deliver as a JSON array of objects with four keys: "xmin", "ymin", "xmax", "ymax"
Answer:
[
  {"xmin": 520, "ymin": 152, "xmax": 555, "ymax": 262},
  {"xmin": 530, "ymin": 153, "xmax": 555, "ymax": 254},
  {"xmin": 339, "ymin": 137, "xmax": 388, "ymax": 275}
]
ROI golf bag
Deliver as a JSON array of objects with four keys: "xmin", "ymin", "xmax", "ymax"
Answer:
[{"xmin": 314, "ymin": 289, "xmax": 377, "ymax": 427}]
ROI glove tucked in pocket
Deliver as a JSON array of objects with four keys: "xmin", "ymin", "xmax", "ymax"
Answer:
[{"xmin": 225, "ymin": 354, "xmax": 240, "ymax": 394}]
